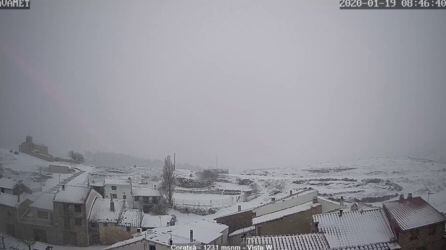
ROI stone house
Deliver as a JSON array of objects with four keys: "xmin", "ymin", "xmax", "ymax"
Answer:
[
  {"xmin": 132, "ymin": 186, "xmax": 161, "ymax": 213},
  {"xmin": 88, "ymin": 197, "xmax": 127, "ymax": 245},
  {"xmin": 18, "ymin": 192, "xmax": 57, "ymax": 243},
  {"xmin": 383, "ymin": 194, "xmax": 446, "ymax": 250},
  {"xmin": 53, "ymin": 185, "xmax": 101, "ymax": 246},
  {"xmin": 0, "ymin": 192, "xmax": 31, "ymax": 238}
]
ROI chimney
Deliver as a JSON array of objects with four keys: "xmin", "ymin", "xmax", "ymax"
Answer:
[
  {"xmin": 313, "ymin": 196, "xmax": 318, "ymax": 204},
  {"xmin": 340, "ymin": 196, "xmax": 344, "ymax": 207},
  {"xmin": 339, "ymin": 209, "xmax": 343, "ymax": 217},
  {"xmin": 61, "ymin": 185, "xmax": 65, "ymax": 191},
  {"xmin": 110, "ymin": 196, "xmax": 115, "ymax": 212},
  {"xmin": 189, "ymin": 229, "xmax": 193, "ymax": 243},
  {"xmin": 169, "ymin": 238, "xmax": 173, "ymax": 246},
  {"xmin": 238, "ymin": 205, "xmax": 241, "ymax": 212},
  {"xmin": 271, "ymin": 197, "xmax": 275, "ymax": 202},
  {"xmin": 289, "ymin": 190, "xmax": 293, "ymax": 196},
  {"xmin": 314, "ymin": 221, "xmax": 319, "ymax": 232},
  {"xmin": 407, "ymin": 193, "xmax": 413, "ymax": 200},
  {"xmin": 399, "ymin": 194, "xmax": 404, "ymax": 202}
]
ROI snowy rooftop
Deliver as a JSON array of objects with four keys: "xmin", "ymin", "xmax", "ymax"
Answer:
[
  {"xmin": 89, "ymin": 198, "xmax": 125, "ymax": 223},
  {"xmin": 104, "ymin": 178, "xmax": 130, "ymax": 186},
  {"xmin": 150, "ymin": 220, "xmax": 228, "ymax": 244},
  {"xmin": 31, "ymin": 192, "xmax": 55, "ymax": 210},
  {"xmin": 118, "ymin": 209, "xmax": 142, "ymax": 227},
  {"xmin": 246, "ymin": 234, "xmax": 329, "ymax": 250},
  {"xmin": 0, "ymin": 177, "xmax": 16, "ymax": 189},
  {"xmin": 106, "ymin": 220, "xmax": 226, "ymax": 249},
  {"xmin": 228, "ymin": 225, "xmax": 255, "ymax": 237},
  {"xmin": 313, "ymin": 208, "xmax": 395, "ymax": 248},
  {"xmin": 54, "ymin": 186, "xmax": 90, "ymax": 204},
  {"xmin": 383, "ymin": 197, "xmax": 445, "ymax": 231},
  {"xmin": 141, "ymin": 214, "xmax": 172, "ymax": 228},
  {"xmin": 0, "ymin": 193, "xmax": 28, "ymax": 207},
  {"xmin": 253, "ymin": 201, "xmax": 317, "ymax": 225},
  {"xmin": 132, "ymin": 187, "xmax": 160, "ymax": 197}
]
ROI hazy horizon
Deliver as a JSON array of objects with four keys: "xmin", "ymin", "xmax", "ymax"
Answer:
[{"xmin": 1, "ymin": 0, "xmax": 446, "ymax": 169}]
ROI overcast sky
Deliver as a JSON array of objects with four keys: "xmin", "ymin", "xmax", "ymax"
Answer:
[{"xmin": 1, "ymin": 0, "xmax": 445, "ymax": 168}]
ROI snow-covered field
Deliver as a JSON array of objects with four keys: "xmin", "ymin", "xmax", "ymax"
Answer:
[
  {"xmin": 235, "ymin": 157, "xmax": 446, "ymax": 213},
  {"xmin": 1, "ymin": 148, "xmax": 445, "ymax": 250}
]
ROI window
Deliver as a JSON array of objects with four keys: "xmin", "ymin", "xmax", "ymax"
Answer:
[
  {"xmin": 126, "ymin": 226, "xmax": 131, "ymax": 232},
  {"xmin": 134, "ymin": 196, "xmax": 139, "ymax": 201},
  {"xmin": 1, "ymin": 188, "xmax": 4, "ymax": 193},
  {"xmin": 37, "ymin": 211, "xmax": 49, "ymax": 219},
  {"xmin": 74, "ymin": 204, "xmax": 81, "ymax": 213},
  {"xmin": 75, "ymin": 218, "xmax": 82, "ymax": 226},
  {"xmin": 64, "ymin": 217, "xmax": 70, "ymax": 229},
  {"xmin": 410, "ymin": 229, "xmax": 419, "ymax": 240},
  {"xmin": 111, "ymin": 186, "xmax": 117, "ymax": 190},
  {"xmin": 104, "ymin": 223, "xmax": 108, "ymax": 227},
  {"xmin": 112, "ymin": 194, "xmax": 117, "ymax": 199},
  {"xmin": 143, "ymin": 197, "xmax": 149, "ymax": 202},
  {"xmin": 149, "ymin": 245, "xmax": 156, "ymax": 250},
  {"xmin": 429, "ymin": 225, "xmax": 436, "ymax": 235},
  {"xmin": 123, "ymin": 194, "xmax": 126, "ymax": 200}
]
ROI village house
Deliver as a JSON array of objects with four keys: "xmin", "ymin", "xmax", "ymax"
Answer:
[
  {"xmin": 19, "ymin": 136, "xmax": 54, "ymax": 161},
  {"xmin": 105, "ymin": 220, "xmax": 228, "ymax": 250},
  {"xmin": 18, "ymin": 192, "xmax": 57, "ymax": 243},
  {"xmin": 104, "ymin": 178, "xmax": 132, "ymax": 203},
  {"xmin": 0, "ymin": 192, "xmax": 32, "ymax": 238},
  {"xmin": 216, "ymin": 188, "xmax": 341, "ymax": 240},
  {"xmin": 141, "ymin": 214, "xmax": 174, "ymax": 230},
  {"xmin": 215, "ymin": 205, "xmax": 256, "ymax": 234},
  {"xmin": 132, "ymin": 186, "xmax": 162, "ymax": 213},
  {"xmin": 253, "ymin": 199, "xmax": 322, "ymax": 236},
  {"xmin": 313, "ymin": 208, "xmax": 400, "ymax": 249},
  {"xmin": 88, "ymin": 197, "xmax": 126, "ymax": 245},
  {"xmin": 383, "ymin": 194, "xmax": 446, "ymax": 250},
  {"xmin": 52, "ymin": 185, "xmax": 101, "ymax": 246},
  {"xmin": 0, "ymin": 177, "xmax": 15, "ymax": 194}
]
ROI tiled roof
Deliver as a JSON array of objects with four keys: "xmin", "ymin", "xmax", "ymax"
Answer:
[
  {"xmin": 313, "ymin": 208, "xmax": 395, "ymax": 249},
  {"xmin": 334, "ymin": 242, "xmax": 400, "ymax": 250},
  {"xmin": 383, "ymin": 197, "xmax": 445, "ymax": 231},
  {"xmin": 246, "ymin": 234, "xmax": 329, "ymax": 250},
  {"xmin": 89, "ymin": 198, "xmax": 125, "ymax": 223},
  {"xmin": 253, "ymin": 202, "xmax": 317, "ymax": 225},
  {"xmin": 118, "ymin": 209, "xmax": 142, "ymax": 227}
]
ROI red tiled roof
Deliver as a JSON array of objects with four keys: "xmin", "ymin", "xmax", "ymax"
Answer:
[{"xmin": 383, "ymin": 197, "xmax": 445, "ymax": 231}]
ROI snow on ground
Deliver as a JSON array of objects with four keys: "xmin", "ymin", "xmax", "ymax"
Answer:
[{"xmin": 236, "ymin": 157, "xmax": 446, "ymax": 212}]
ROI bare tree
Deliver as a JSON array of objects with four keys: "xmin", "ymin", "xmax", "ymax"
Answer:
[{"xmin": 161, "ymin": 155, "xmax": 175, "ymax": 206}]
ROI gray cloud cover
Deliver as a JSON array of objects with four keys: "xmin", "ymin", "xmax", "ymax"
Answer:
[{"xmin": 1, "ymin": 0, "xmax": 446, "ymax": 168}]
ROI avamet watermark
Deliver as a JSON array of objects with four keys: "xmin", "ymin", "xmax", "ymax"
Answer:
[{"xmin": 0, "ymin": 0, "xmax": 30, "ymax": 9}]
